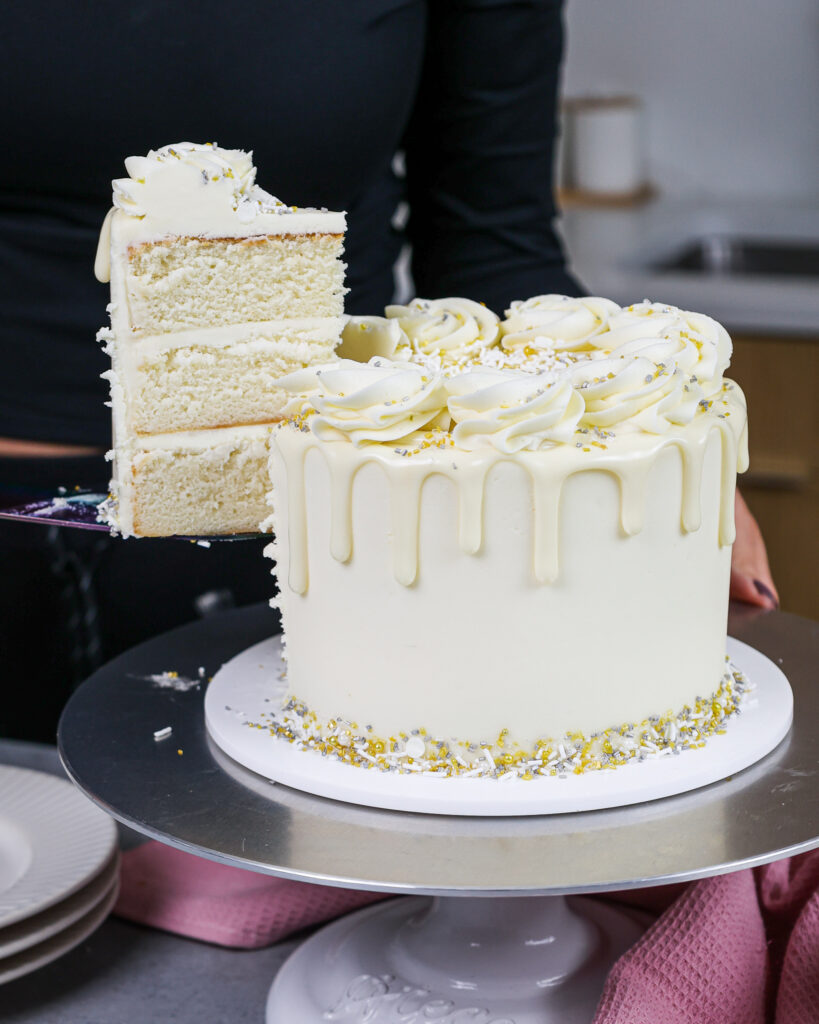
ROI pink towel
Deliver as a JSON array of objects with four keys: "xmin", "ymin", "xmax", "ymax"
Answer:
[
  {"xmin": 114, "ymin": 842, "xmax": 383, "ymax": 948},
  {"xmin": 594, "ymin": 851, "xmax": 819, "ymax": 1024},
  {"xmin": 115, "ymin": 842, "xmax": 819, "ymax": 1021}
]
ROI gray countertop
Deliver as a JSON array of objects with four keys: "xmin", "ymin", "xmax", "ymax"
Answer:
[{"xmin": 559, "ymin": 197, "xmax": 819, "ymax": 335}]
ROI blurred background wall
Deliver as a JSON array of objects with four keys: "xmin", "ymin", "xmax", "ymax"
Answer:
[{"xmin": 563, "ymin": 0, "xmax": 819, "ymax": 201}]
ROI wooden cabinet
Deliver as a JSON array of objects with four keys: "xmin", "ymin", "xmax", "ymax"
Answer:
[{"xmin": 729, "ymin": 334, "xmax": 818, "ymax": 618}]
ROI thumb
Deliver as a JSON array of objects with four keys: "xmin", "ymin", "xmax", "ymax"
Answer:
[{"xmin": 730, "ymin": 568, "xmax": 778, "ymax": 610}]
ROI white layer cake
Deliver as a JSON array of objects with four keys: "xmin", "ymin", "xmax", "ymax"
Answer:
[
  {"xmin": 264, "ymin": 296, "xmax": 749, "ymax": 778},
  {"xmin": 95, "ymin": 142, "xmax": 346, "ymax": 536}
]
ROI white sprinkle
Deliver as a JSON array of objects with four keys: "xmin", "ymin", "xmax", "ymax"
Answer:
[
  {"xmin": 482, "ymin": 748, "xmax": 496, "ymax": 770},
  {"xmin": 138, "ymin": 671, "xmax": 201, "ymax": 692},
  {"xmin": 153, "ymin": 727, "xmax": 172, "ymax": 742},
  {"xmin": 405, "ymin": 736, "xmax": 426, "ymax": 758}
]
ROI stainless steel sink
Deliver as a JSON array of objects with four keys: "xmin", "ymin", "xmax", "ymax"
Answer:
[{"xmin": 653, "ymin": 236, "xmax": 819, "ymax": 278}]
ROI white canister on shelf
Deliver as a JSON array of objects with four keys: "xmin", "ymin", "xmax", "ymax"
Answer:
[{"xmin": 568, "ymin": 96, "xmax": 645, "ymax": 196}]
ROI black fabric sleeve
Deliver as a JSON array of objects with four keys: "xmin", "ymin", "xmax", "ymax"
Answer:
[{"xmin": 403, "ymin": 0, "xmax": 582, "ymax": 314}]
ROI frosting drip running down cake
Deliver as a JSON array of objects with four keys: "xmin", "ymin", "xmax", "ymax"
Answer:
[
  {"xmin": 95, "ymin": 142, "xmax": 346, "ymax": 537},
  {"xmin": 263, "ymin": 296, "xmax": 750, "ymax": 779}
]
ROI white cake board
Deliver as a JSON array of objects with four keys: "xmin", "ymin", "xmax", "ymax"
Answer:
[{"xmin": 204, "ymin": 636, "xmax": 793, "ymax": 817}]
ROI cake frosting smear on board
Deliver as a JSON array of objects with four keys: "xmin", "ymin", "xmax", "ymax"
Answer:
[
  {"xmin": 264, "ymin": 295, "xmax": 751, "ymax": 779},
  {"xmin": 96, "ymin": 142, "xmax": 346, "ymax": 536}
]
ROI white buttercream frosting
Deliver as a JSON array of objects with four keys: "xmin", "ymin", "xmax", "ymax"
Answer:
[
  {"xmin": 281, "ymin": 297, "xmax": 740, "ymax": 449},
  {"xmin": 95, "ymin": 142, "xmax": 346, "ymax": 284},
  {"xmin": 266, "ymin": 293, "xmax": 749, "ymax": 762},
  {"xmin": 446, "ymin": 370, "xmax": 584, "ymax": 452},
  {"xmin": 385, "ymin": 297, "xmax": 499, "ymax": 359},
  {"xmin": 336, "ymin": 316, "xmax": 409, "ymax": 363},
  {"xmin": 112, "ymin": 141, "xmax": 286, "ymax": 222},
  {"xmin": 501, "ymin": 294, "xmax": 619, "ymax": 352},
  {"xmin": 571, "ymin": 355, "xmax": 704, "ymax": 433},
  {"xmin": 601, "ymin": 302, "xmax": 732, "ymax": 393},
  {"xmin": 279, "ymin": 359, "xmax": 450, "ymax": 446}
]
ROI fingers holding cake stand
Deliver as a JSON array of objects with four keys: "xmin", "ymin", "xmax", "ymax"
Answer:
[{"xmin": 58, "ymin": 604, "xmax": 819, "ymax": 1023}]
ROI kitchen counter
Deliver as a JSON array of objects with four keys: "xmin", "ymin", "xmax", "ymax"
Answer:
[{"xmin": 559, "ymin": 197, "xmax": 819, "ymax": 335}]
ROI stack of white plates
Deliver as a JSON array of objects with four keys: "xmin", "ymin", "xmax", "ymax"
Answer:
[{"xmin": 0, "ymin": 765, "xmax": 119, "ymax": 985}]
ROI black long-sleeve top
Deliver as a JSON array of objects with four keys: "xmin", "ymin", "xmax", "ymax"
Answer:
[{"xmin": 0, "ymin": 0, "xmax": 578, "ymax": 447}]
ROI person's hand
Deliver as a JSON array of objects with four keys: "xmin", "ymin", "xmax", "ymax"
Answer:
[{"xmin": 730, "ymin": 489, "xmax": 779, "ymax": 610}]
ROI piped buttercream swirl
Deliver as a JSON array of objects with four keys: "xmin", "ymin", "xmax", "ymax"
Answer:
[
  {"xmin": 572, "ymin": 355, "xmax": 705, "ymax": 433},
  {"xmin": 602, "ymin": 302, "xmax": 732, "ymax": 393},
  {"xmin": 279, "ymin": 359, "xmax": 449, "ymax": 446},
  {"xmin": 278, "ymin": 296, "xmax": 740, "ymax": 448},
  {"xmin": 446, "ymin": 370, "xmax": 584, "ymax": 452},
  {"xmin": 112, "ymin": 141, "xmax": 286, "ymax": 222},
  {"xmin": 385, "ymin": 298, "xmax": 500, "ymax": 360},
  {"xmin": 501, "ymin": 295, "xmax": 620, "ymax": 353}
]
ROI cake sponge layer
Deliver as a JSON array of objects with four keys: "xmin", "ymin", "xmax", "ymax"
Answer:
[
  {"xmin": 129, "ymin": 433, "xmax": 270, "ymax": 536},
  {"xmin": 126, "ymin": 234, "xmax": 346, "ymax": 334},
  {"xmin": 130, "ymin": 331, "xmax": 338, "ymax": 434}
]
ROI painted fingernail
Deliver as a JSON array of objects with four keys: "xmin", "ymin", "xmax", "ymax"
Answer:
[{"xmin": 753, "ymin": 580, "xmax": 779, "ymax": 608}]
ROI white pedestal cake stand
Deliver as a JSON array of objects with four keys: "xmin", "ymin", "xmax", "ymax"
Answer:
[{"xmin": 58, "ymin": 604, "xmax": 819, "ymax": 1024}]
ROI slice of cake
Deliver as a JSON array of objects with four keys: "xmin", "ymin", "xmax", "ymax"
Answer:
[
  {"xmin": 263, "ymin": 295, "xmax": 749, "ymax": 778},
  {"xmin": 95, "ymin": 141, "xmax": 346, "ymax": 537}
]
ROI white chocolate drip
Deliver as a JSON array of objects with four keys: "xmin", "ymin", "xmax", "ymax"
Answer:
[
  {"xmin": 273, "ymin": 393, "xmax": 746, "ymax": 596},
  {"xmin": 389, "ymin": 471, "xmax": 425, "ymax": 586}
]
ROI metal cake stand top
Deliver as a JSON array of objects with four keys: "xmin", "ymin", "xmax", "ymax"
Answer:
[{"xmin": 58, "ymin": 604, "xmax": 819, "ymax": 897}]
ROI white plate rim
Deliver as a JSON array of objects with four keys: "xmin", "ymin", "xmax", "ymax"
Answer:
[
  {"xmin": 0, "ymin": 851, "xmax": 120, "ymax": 960},
  {"xmin": 205, "ymin": 635, "xmax": 794, "ymax": 817},
  {"xmin": 0, "ymin": 767, "xmax": 118, "ymax": 928},
  {"xmin": 0, "ymin": 876, "xmax": 119, "ymax": 986}
]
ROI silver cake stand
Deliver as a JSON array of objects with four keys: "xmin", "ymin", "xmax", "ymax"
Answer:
[{"xmin": 58, "ymin": 604, "xmax": 819, "ymax": 1023}]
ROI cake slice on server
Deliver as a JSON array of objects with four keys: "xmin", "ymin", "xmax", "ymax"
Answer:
[{"xmin": 95, "ymin": 141, "xmax": 346, "ymax": 537}]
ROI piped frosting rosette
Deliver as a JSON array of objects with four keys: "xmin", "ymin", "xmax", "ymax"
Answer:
[
  {"xmin": 280, "ymin": 297, "xmax": 737, "ymax": 449},
  {"xmin": 279, "ymin": 359, "xmax": 450, "ymax": 446},
  {"xmin": 112, "ymin": 141, "xmax": 285, "ymax": 221},
  {"xmin": 385, "ymin": 297, "xmax": 500, "ymax": 363},
  {"xmin": 500, "ymin": 295, "xmax": 620, "ymax": 353},
  {"xmin": 600, "ymin": 302, "xmax": 732, "ymax": 395},
  {"xmin": 446, "ymin": 370, "xmax": 584, "ymax": 452},
  {"xmin": 571, "ymin": 354, "xmax": 704, "ymax": 434}
]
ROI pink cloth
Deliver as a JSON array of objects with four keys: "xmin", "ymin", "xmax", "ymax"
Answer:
[
  {"xmin": 594, "ymin": 851, "xmax": 819, "ymax": 1024},
  {"xmin": 114, "ymin": 842, "xmax": 383, "ymax": 948},
  {"xmin": 115, "ymin": 842, "xmax": 819, "ymax": 1021}
]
